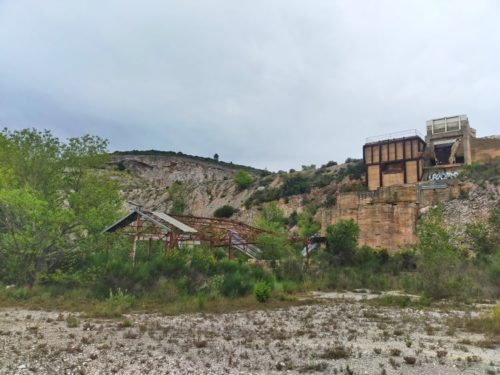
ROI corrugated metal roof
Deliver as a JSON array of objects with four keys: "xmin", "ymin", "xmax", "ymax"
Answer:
[
  {"xmin": 152, "ymin": 211, "xmax": 198, "ymax": 233},
  {"xmin": 102, "ymin": 209, "xmax": 173, "ymax": 233}
]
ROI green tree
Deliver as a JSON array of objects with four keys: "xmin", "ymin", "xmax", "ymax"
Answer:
[
  {"xmin": 0, "ymin": 128, "xmax": 122, "ymax": 286},
  {"xmin": 466, "ymin": 208, "xmax": 500, "ymax": 259},
  {"xmin": 213, "ymin": 205, "xmax": 236, "ymax": 218},
  {"xmin": 415, "ymin": 206, "xmax": 468, "ymax": 299},
  {"xmin": 233, "ymin": 170, "xmax": 253, "ymax": 190},
  {"xmin": 256, "ymin": 203, "xmax": 293, "ymax": 261},
  {"xmin": 167, "ymin": 181, "xmax": 187, "ymax": 214},
  {"xmin": 256, "ymin": 203, "xmax": 285, "ymax": 232},
  {"xmin": 325, "ymin": 219, "xmax": 359, "ymax": 266},
  {"xmin": 297, "ymin": 205, "xmax": 321, "ymax": 238}
]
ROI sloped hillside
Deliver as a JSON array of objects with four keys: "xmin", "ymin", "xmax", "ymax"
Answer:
[{"xmin": 109, "ymin": 151, "xmax": 365, "ymax": 225}]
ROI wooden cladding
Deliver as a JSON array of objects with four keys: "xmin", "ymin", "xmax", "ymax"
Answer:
[{"xmin": 364, "ymin": 136, "xmax": 426, "ymax": 190}]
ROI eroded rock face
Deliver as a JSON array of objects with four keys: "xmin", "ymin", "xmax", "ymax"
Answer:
[
  {"xmin": 113, "ymin": 154, "xmax": 264, "ymax": 219},
  {"xmin": 442, "ymin": 182, "xmax": 499, "ymax": 227}
]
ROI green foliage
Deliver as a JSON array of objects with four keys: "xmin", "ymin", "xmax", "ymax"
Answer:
[
  {"xmin": 275, "ymin": 258, "xmax": 304, "ymax": 282},
  {"xmin": 325, "ymin": 219, "xmax": 360, "ymax": 266},
  {"xmin": 323, "ymin": 194, "xmax": 337, "ymax": 207},
  {"xmin": 244, "ymin": 187, "xmax": 280, "ymax": 208},
  {"xmin": 257, "ymin": 234, "xmax": 293, "ymax": 261},
  {"xmin": 0, "ymin": 128, "xmax": 122, "ymax": 286},
  {"xmin": 255, "ymin": 204, "xmax": 295, "ymax": 261},
  {"xmin": 66, "ymin": 315, "xmax": 79, "ymax": 328},
  {"xmin": 254, "ymin": 281, "xmax": 272, "ymax": 303},
  {"xmin": 466, "ymin": 208, "xmax": 500, "ymax": 258},
  {"xmin": 280, "ymin": 175, "xmax": 310, "ymax": 197},
  {"xmin": 213, "ymin": 205, "xmax": 237, "ymax": 218},
  {"xmin": 336, "ymin": 159, "xmax": 366, "ymax": 182},
  {"xmin": 297, "ymin": 206, "xmax": 320, "ymax": 237},
  {"xmin": 415, "ymin": 206, "xmax": 471, "ymax": 299},
  {"xmin": 321, "ymin": 161, "xmax": 338, "ymax": 168},
  {"xmin": 113, "ymin": 149, "xmax": 264, "ymax": 174},
  {"xmin": 167, "ymin": 181, "xmax": 187, "ymax": 214},
  {"xmin": 301, "ymin": 164, "xmax": 316, "ymax": 171},
  {"xmin": 233, "ymin": 170, "xmax": 253, "ymax": 190},
  {"xmin": 105, "ymin": 288, "xmax": 135, "ymax": 315},
  {"xmin": 256, "ymin": 203, "xmax": 286, "ymax": 232},
  {"xmin": 461, "ymin": 161, "xmax": 500, "ymax": 185}
]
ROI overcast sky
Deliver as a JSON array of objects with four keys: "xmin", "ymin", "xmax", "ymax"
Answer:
[{"xmin": 0, "ymin": 1, "xmax": 499, "ymax": 170}]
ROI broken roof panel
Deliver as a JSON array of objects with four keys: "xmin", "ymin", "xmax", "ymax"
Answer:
[{"xmin": 152, "ymin": 211, "xmax": 198, "ymax": 233}]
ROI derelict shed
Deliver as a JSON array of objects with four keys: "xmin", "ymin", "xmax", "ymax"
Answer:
[
  {"xmin": 102, "ymin": 209, "xmax": 265, "ymax": 261},
  {"xmin": 102, "ymin": 209, "xmax": 198, "ymax": 263},
  {"xmin": 363, "ymin": 130, "xmax": 426, "ymax": 191}
]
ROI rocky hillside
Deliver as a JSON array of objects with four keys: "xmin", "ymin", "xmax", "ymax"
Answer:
[
  {"xmin": 108, "ymin": 151, "xmax": 365, "ymax": 226},
  {"xmin": 109, "ymin": 151, "xmax": 499, "ymax": 248}
]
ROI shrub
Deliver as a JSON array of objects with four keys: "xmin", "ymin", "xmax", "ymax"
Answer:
[
  {"xmin": 322, "ymin": 161, "xmax": 338, "ymax": 168},
  {"xmin": 325, "ymin": 219, "xmax": 360, "ymax": 266},
  {"xmin": 66, "ymin": 315, "xmax": 79, "ymax": 328},
  {"xmin": 415, "ymin": 206, "xmax": 470, "ymax": 299},
  {"xmin": 234, "ymin": 170, "xmax": 253, "ymax": 190},
  {"xmin": 280, "ymin": 175, "xmax": 310, "ymax": 197},
  {"xmin": 275, "ymin": 258, "xmax": 304, "ymax": 282},
  {"xmin": 213, "ymin": 205, "xmax": 237, "ymax": 218},
  {"xmin": 254, "ymin": 281, "xmax": 272, "ymax": 303}
]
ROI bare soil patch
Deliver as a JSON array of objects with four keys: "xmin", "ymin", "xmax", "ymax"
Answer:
[{"xmin": 0, "ymin": 294, "xmax": 498, "ymax": 374}]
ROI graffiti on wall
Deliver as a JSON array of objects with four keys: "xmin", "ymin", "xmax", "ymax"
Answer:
[{"xmin": 428, "ymin": 170, "xmax": 459, "ymax": 181}]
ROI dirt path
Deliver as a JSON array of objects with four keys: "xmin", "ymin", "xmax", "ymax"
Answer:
[{"xmin": 0, "ymin": 296, "xmax": 498, "ymax": 374}]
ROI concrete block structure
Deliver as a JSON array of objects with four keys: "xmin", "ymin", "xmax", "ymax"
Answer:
[{"xmin": 424, "ymin": 115, "xmax": 475, "ymax": 167}]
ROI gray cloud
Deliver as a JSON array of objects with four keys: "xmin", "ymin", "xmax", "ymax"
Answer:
[{"xmin": 1, "ymin": 0, "xmax": 499, "ymax": 170}]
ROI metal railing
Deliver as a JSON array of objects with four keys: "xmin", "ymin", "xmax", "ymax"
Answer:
[{"xmin": 365, "ymin": 129, "xmax": 424, "ymax": 144}]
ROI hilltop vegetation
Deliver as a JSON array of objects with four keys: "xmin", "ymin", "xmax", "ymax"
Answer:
[{"xmin": 113, "ymin": 149, "xmax": 268, "ymax": 175}]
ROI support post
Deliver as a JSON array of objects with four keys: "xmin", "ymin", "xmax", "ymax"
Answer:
[
  {"xmin": 228, "ymin": 231, "xmax": 233, "ymax": 260},
  {"xmin": 130, "ymin": 215, "xmax": 141, "ymax": 266}
]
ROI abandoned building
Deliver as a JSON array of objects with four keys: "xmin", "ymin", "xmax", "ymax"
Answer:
[
  {"xmin": 363, "ymin": 130, "xmax": 426, "ymax": 191},
  {"xmin": 364, "ymin": 114, "xmax": 500, "ymax": 190},
  {"xmin": 324, "ymin": 114, "xmax": 500, "ymax": 251},
  {"xmin": 103, "ymin": 209, "xmax": 266, "ymax": 262}
]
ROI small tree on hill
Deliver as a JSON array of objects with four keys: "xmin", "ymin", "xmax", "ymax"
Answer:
[
  {"xmin": 234, "ymin": 170, "xmax": 252, "ymax": 190},
  {"xmin": 213, "ymin": 205, "xmax": 236, "ymax": 218}
]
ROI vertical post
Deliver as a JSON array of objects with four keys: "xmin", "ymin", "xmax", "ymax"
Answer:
[
  {"xmin": 130, "ymin": 215, "xmax": 141, "ymax": 266},
  {"xmin": 165, "ymin": 232, "xmax": 171, "ymax": 254},
  {"xmin": 148, "ymin": 237, "xmax": 152, "ymax": 257},
  {"xmin": 170, "ymin": 232, "xmax": 177, "ymax": 249},
  {"xmin": 228, "ymin": 231, "xmax": 233, "ymax": 260},
  {"xmin": 305, "ymin": 241, "xmax": 310, "ymax": 270}
]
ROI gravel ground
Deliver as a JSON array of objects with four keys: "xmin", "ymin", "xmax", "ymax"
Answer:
[{"xmin": 0, "ymin": 294, "xmax": 498, "ymax": 374}]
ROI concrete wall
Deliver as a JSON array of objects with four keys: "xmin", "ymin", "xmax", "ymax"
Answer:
[{"xmin": 471, "ymin": 137, "xmax": 500, "ymax": 163}]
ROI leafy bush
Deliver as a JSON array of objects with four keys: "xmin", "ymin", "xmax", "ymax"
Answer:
[
  {"xmin": 280, "ymin": 175, "xmax": 310, "ymax": 197},
  {"xmin": 415, "ymin": 206, "xmax": 471, "ymax": 299},
  {"xmin": 234, "ymin": 170, "xmax": 253, "ymax": 190},
  {"xmin": 461, "ymin": 161, "xmax": 500, "ymax": 185},
  {"xmin": 214, "ymin": 205, "xmax": 237, "ymax": 218},
  {"xmin": 321, "ymin": 161, "xmax": 338, "ymax": 168},
  {"xmin": 325, "ymin": 219, "xmax": 360, "ymax": 266},
  {"xmin": 254, "ymin": 281, "xmax": 272, "ymax": 303}
]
